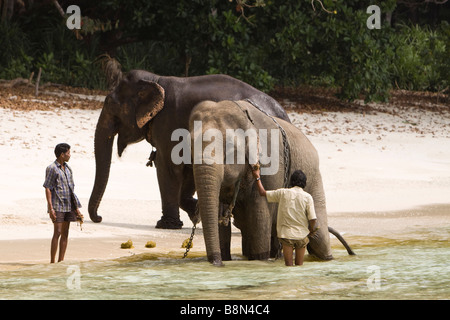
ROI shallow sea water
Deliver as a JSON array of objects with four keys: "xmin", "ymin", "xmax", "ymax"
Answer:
[{"xmin": 0, "ymin": 227, "xmax": 448, "ymax": 300}]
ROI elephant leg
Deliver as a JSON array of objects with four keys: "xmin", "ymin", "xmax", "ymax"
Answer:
[
  {"xmin": 231, "ymin": 204, "xmax": 249, "ymax": 258},
  {"xmin": 305, "ymin": 174, "xmax": 333, "ymax": 260},
  {"xmin": 218, "ymin": 203, "xmax": 232, "ymax": 261},
  {"xmin": 268, "ymin": 203, "xmax": 281, "ymax": 259},
  {"xmin": 155, "ymin": 160, "xmax": 184, "ymax": 229},
  {"xmin": 179, "ymin": 166, "xmax": 199, "ymax": 224},
  {"xmin": 219, "ymin": 223, "xmax": 232, "ymax": 261},
  {"xmin": 243, "ymin": 195, "xmax": 271, "ymax": 260},
  {"xmin": 241, "ymin": 231, "xmax": 249, "ymax": 258},
  {"xmin": 270, "ymin": 228, "xmax": 281, "ymax": 259}
]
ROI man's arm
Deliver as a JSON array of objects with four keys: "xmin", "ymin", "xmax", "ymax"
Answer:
[
  {"xmin": 308, "ymin": 219, "xmax": 319, "ymax": 238},
  {"xmin": 45, "ymin": 187, "xmax": 56, "ymax": 221},
  {"xmin": 308, "ymin": 219, "xmax": 317, "ymax": 233},
  {"xmin": 306, "ymin": 194, "xmax": 318, "ymax": 236},
  {"xmin": 252, "ymin": 168, "xmax": 266, "ymax": 197}
]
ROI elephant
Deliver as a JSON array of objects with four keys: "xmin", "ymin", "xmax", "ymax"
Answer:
[
  {"xmin": 88, "ymin": 70, "xmax": 290, "ymax": 229},
  {"xmin": 189, "ymin": 100, "xmax": 355, "ymax": 266}
]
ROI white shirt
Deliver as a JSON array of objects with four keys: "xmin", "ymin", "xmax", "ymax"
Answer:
[{"xmin": 266, "ymin": 186, "xmax": 316, "ymax": 240}]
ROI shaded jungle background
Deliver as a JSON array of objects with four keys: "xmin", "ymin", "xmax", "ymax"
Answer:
[{"xmin": 0, "ymin": 0, "xmax": 449, "ymax": 104}]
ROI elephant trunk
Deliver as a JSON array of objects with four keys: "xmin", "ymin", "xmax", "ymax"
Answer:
[
  {"xmin": 88, "ymin": 109, "xmax": 116, "ymax": 223},
  {"xmin": 193, "ymin": 163, "xmax": 224, "ymax": 266}
]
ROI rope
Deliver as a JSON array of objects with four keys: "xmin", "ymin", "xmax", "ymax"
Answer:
[{"xmin": 244, "ymin": 99, "xmax": 291, "ymax": 187}]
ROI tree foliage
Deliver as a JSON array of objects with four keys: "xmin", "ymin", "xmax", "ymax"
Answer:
[{"xmin": 0, "ymin": 0, "xmax": 448, "ymax": 101}]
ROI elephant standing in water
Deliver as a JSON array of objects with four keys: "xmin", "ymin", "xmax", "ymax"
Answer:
[
  {"xmin": 88, "ymin": 70, "xmax": 290, "ymax": 229},
  {"xmin": 189, "ymin": 100, "xmax": 354, "ymax": 266}
]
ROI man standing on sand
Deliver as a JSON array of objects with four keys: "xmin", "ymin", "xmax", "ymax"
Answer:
[
  {"xmin": 44, "ymin": 143, "xmax": 83, "ymax": 263},
  {"xmin": 252, "ymin": 168, "xmax": 318, "ymax": 266}
]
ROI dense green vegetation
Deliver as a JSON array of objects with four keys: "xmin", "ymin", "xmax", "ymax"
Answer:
[{"xmin": 0, "ymin": 0, "xmax": 448, "ymax": 102}]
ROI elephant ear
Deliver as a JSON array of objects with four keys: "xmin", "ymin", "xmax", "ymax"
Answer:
[{"xmin": 135, "ymin": 80, "xmax": 165, "ymax": 129}]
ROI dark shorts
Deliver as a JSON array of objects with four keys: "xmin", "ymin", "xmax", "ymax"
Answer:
[
  {"xmin": 279, "ymin": 237, "xmax": 309, "ymax": 249},
  {"xmin": 54, "ymin": 210, "xmax": 78, "ymax": 223}
]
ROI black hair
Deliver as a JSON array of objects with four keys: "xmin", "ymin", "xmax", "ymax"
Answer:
[
  {"xmin": 290, "ymin": 170, "xmax": 307, "ymax": 188},
  {"xmin": 54, "ymin": 143, "xmax": 71, "ymax": 158}
]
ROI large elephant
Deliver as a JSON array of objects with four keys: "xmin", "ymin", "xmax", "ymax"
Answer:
[
  {"xmin": 88, "ymin": 70, "xmax": 289, "ymax": 228},
  {"xmin": 189, "ymin": 100, "xmax": 354, "ymax": 266}
]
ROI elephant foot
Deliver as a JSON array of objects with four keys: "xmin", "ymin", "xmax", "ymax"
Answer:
[
  {"xmin": 155, "ymin": 216, "xmax": 183, "ymax": 229},
  {"xmin": 306, "ymin": 244, "xmax": 334, "ymax": 260},
  {"xmin": 208, "ymin": 252, "xmax": 224, "ymax": 266},
  {"xmin": 247, "ymin": 251, "xmax": 270, "ymax": 261}
]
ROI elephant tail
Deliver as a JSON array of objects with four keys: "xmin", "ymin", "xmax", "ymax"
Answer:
[{"xmin": 328, "ymin": 226, "xmax": 356, "ymax": 256}]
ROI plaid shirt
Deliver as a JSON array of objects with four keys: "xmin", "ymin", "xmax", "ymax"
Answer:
[{"xmin": 43, "ymin": 160, "xmax": 82, "ymax": 212}]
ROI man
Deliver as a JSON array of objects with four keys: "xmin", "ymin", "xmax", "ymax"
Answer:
[
  {"xmin": 253, "ymin": 168, "xmax": 317, "ymax": 266},
  {"xmin": 44, "ymin": 143, "xmax": 83, "ymax": 263}
]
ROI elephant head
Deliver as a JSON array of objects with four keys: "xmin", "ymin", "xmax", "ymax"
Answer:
[{"xmin": 88, "ymin": 73, "xmax": 165, "ymax": 223}]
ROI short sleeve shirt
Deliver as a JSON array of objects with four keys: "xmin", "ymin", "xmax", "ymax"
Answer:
[
  {"xmin": 43, "ymin": 160, "xmax": 81, "ymax": 212},
  {"xmin": 266, "ymin": 186, "xmax": 316, "ymax": 240}
]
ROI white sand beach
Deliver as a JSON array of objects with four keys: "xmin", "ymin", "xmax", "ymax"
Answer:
[{"xmin": 0, "ymin": 87, "xmax": 449, "ymax": 268}]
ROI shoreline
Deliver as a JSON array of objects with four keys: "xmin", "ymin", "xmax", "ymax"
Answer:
[{"xmin": 0, "ymin": 202, "xmax": 448, "ymax": 271}]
